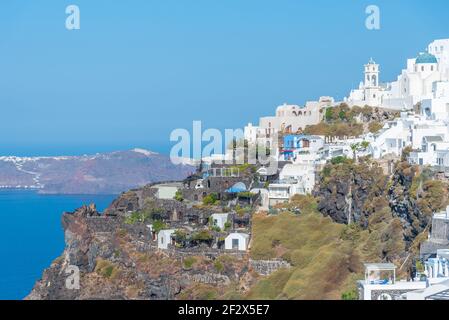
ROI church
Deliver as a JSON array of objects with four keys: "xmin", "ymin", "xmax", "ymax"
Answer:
[{"xmin": 346, "ymin": 39, "xmax": 449, "ymax": 112}]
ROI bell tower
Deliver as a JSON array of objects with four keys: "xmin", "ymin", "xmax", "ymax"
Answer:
[{"xmin": 364, "ymin": 58, "xmax": 379, "ymax": 88}]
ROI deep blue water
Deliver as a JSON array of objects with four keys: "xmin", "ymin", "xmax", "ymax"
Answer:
[{"xmin": 0, "ymin": 190, "xmax": 116, "ymax": 300}]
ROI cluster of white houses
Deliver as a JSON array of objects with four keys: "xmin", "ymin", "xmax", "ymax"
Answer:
[
  {"xmin": 240, "ymin": 39, "xmax": 449, "ymax": 207},
  {"xmin": 156, "ymin": 38, "xmax": 449, "ymax": 297}
]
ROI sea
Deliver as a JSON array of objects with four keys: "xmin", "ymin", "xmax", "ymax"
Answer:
[{"xmin": 0, "ymin": 189, "xmax": 116, "ymax": 300}]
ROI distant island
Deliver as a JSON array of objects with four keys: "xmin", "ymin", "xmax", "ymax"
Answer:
[{"xmin": 0, "ymin": 149, "xmax": 195, "ymax": 194}]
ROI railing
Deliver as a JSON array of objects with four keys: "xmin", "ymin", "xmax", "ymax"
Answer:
[{"xmin": 268, "ymin": 192, "xmax": 289, "ymax": 198}]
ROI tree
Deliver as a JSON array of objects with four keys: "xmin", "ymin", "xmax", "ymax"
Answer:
[
  {"xmin": 361, "ymin": 141, "xmax": 370, "ymax": 150},
  {"xmin": 350, "ymin": 143, "xmax": 360, "ymax": 161},
  {"xmin": 325, "ymin": 108, "xmax": 334, "ymax": 122}
]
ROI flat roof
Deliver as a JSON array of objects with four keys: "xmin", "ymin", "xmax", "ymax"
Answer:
[{"xmin": 364, "ymin": 263, "xmax": 396, "ymax": 270}]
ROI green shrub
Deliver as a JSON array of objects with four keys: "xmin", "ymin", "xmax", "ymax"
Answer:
[
  {"xmin": 95, "ymin": 258, "xmax": 120, "ymax": 280},
  {"xmin": 330, "ymin": 156, "xmax": 348, "ymax": 165},
  {"xmin": 174, "ymin": 190, "xmax": 184, "ymax": 202},
  {"xmin": 341, "ymin": 289, "xmax": 358, "ymax": 300},
  {"xmin": 203, "ymin": 193, "xmax": 219, "ymax": 205},
  {"xmin": 192, "ymin": 230, "xmax": 213, "ymax": 242},
  {"xmin": 214, "ymin": 260, "xmax": 224, "ymax": 272},
  {"xmin": 183, "ymin": 257, "xmax": 197, "ymax": 269},
  {"xmin": 125, "ymin": 210, "xmax": 150, "ymax": 225},
  {"xmin": 152, "ymin": 220, "xmax": 167, "ymax": 233},
  {"xmin": 237, "ymin": 191, "xmax": 255, "ymax": 198}
]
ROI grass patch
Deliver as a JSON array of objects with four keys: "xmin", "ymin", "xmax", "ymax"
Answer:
[
  {"xmin": 183, "ymin": 256, "xmax": 197, "ymax": 269},
  {"xmin": 95, "ymin": 258, "xmax": 121, "ymax": 280}
]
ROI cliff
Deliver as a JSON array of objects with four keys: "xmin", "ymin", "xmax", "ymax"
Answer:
[
  {"xmin": 26, "ymin": 188, "xmax": 255, "ymax": 300},
  {"xmin": 27, "ymin": 158, "xmax": 447, "ymax": 300}
]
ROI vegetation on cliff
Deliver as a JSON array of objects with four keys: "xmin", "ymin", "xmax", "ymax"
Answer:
[
  {"xmin": 303, "ymin": 103, "xmax": 397, "ymax": 139},
  {"xmin": 247, "ymin": 193, "xmax": 411, "ymax": 299}
]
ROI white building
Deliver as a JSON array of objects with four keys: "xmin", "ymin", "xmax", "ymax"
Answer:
[
  {"xmin": 157, "ymin": 229, "xmax": 175, "ymax": 250},
  {"xmin": 267, "ymin": 163, "xmax": 317, "ymax": 206},
  {"xmin": 409, "ymin": 135, "xmax": 449, "ymax": 166},
  {"xmin": 405, "ymin": 280, "xmax": 449, "ymax": 300},
  {"xmin": 405, "ymin": 250, "xmax": 449, "ymax": 300},
  {"xmin": 244, "ymin": 123, "xmax": 258, "ymax": 145},
  {"xmin": 244, "ymin": 97, "xmax": 334, "ymax": 148},
  {"xmin": 152, "ymin": 183, "xmax": 182, "ymax": 200},
  {"xmin": 225, "ymin": 233, "xmax": 250, "ymax": 251},
  {"xmin": 210, "ymin": 213, "xmax": 229, "ymax": 231},
  {"xmin": 363, "ymin": 109, "xmax": 449, "ymax": 161},
  {"xmin": 346, "ymin": 39, "xmax": 449, "ymax": 111},
  {"xmin": 358, "ymin": 263, "xmax": 427, "ymax": 300}
]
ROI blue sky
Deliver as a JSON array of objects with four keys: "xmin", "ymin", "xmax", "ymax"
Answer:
[{"xmin": 1, "ymin": 0, "xmax": 448, "ymax": 156}]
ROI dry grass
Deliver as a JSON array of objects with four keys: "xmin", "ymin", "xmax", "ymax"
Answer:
[{"xmin": 248, "ymin": 211, "xmax": 363, "ymax": 299}]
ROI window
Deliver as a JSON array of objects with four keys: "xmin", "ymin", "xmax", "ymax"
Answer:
[
  {"xmin": 431, "ymin": 65, "xmax": 434, "ymax": 71},
  {"xmin": 422, "ymin": 66, "xmax": 425, "ymax": 72}
]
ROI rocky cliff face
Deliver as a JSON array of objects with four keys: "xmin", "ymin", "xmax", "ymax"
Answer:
[
  {"xmin": 316, "ymin": 158, "xmax": 389, "ymax": 227},
  {"xmin": 316, "ymin": 158, "xmax": 448, "ymax": 247},
  {"xmin": 26, "ymin": 190, "xmax": 254, "ymax": 300}
]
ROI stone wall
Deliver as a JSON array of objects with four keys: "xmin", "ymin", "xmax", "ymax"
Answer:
[
  {"xmin": 165, "ymin": 246, "xmax": 247, "ymax": 259},
  {"xmin": 86, "ymin": 216, "xmax": 120, "ymax": 233},
  {"xmin": 249, "ymin": 259, "xmax": 291, "ymax": 276},
  {"xmin": 431, "ymin": 217, "xmax": 449, "ymax": 242}
]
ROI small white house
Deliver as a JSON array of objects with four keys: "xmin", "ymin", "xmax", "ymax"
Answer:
[
  {"xmin": 157, "ymin": 229, "xmax": 175, "ymax": 250},
  {"xmin": 225, "ymin": 233, "xmax": 250, "ymax": 251},
  {"xmin": 210, "ymin": 213, "xmax": 229, "ymax": 231},
  {"xmin": 152, "ymin": 183, "xmax": 182, "ymax": 200}
]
